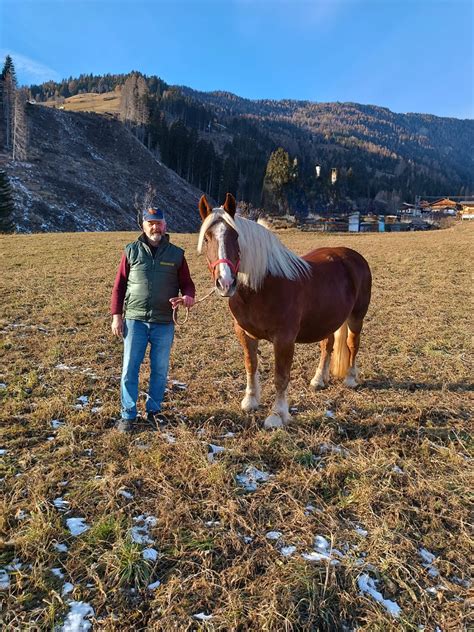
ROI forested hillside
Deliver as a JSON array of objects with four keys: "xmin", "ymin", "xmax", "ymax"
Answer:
[{"xmin": 29, "ymin": 71, "xmax": 473, "ymax": 215}]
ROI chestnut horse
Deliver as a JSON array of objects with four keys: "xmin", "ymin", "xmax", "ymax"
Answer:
[{"xmin": 198, "ymin": 193, "xmax": 372, "ymax": 429}]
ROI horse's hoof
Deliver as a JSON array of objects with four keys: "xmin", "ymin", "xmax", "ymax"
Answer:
[
  {"xmin": 241, "ymin": 396, "xmax": 259, "ymax": 413},
  {"xmin": 310, "ymin": 378, "xmax": 326, "ymax": 391},
  {"xmin": 264, "ymin": 414, "xmax": 290, "ymax": 430},
  {"xmin": 344, "ymin": 376, "xmax": 359, "ymax": 389}
]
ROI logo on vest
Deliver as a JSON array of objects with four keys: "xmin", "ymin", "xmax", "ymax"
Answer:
[{"xmin": 160, "ymin": 261, "xmax": 175, "ymax": 267}]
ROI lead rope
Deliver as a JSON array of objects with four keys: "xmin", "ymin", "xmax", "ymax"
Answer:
[{"xmin": 172, "ymin": 287, "xmax": 216, "ymax": 325}]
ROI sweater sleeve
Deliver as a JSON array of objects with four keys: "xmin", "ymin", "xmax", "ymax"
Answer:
[
  {"xmin": 110, "ymin": 253, "xmax": 130, "ymax": 315},
  {"xmin": 178, "ymin": 255, "xmax": 196, "ymax": 298}
]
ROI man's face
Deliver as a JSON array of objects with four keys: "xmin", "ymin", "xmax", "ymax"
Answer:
[{"xmin": 143, "ymin": 219, "xmax": 166, "ymax": 244}]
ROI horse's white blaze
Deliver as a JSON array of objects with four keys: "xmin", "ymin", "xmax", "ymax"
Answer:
[{"xmin": 213, "ymin": 222, "xmax": 234, "ymax": 288}]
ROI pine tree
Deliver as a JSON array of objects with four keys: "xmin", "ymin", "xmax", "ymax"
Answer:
[
  {"xmin": 0, "ymin": 170, "xmax": 15, "ymax": 233},
  {"xmin": 262, "ymin": 147, "xmax": 292, "ymax": 215},
  {"xmin": 1, "ymin": 55, "xmax": 17, "ymax": 84},
  {"xmin": 0, "ymin": 55, "xmax": 18, "ymax": 150}
]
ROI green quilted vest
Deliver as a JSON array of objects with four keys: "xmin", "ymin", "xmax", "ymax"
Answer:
[{"xmin": 124, "ymin": 234, "xmax": 184, "ymax": 323}]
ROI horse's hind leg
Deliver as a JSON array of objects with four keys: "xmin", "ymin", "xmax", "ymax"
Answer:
[
  {"xmin": 310, "ymin": 334, "xmax": 334, "ymax": 390},
  {"xmin": 345, "ymin": 315, "xmax": 363, "ymax": 388},
  {"xmin": 234, "ymin": 322, "xmax": 260, "ymax": 412},
  {"xmin": 264, "ymin": 337, "xmax": 295, "ymax": 430}
]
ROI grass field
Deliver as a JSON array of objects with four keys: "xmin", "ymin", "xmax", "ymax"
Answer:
[
  {"xmin": 41, "ymin": 91, "xmax": 121, "ymax": 114},
  {"xmin": 0, "ymin": 223, "xmax": 472, "ymax": 631}
]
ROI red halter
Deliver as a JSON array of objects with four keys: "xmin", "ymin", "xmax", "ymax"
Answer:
[{"xmin": 208, "ymin": 258, "xmax": 240, "ymax": 276}]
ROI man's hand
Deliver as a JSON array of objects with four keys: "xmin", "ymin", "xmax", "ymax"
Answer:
[
  {"xmin": 169, "ymin": 295, "xmax": 195, "ymax": 309},
  {"xmin": 111, "ymin": 314, "xmax": 124, "ymax": 337}
]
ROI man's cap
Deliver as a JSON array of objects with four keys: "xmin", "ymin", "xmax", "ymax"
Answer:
[{"xmin": 143, "ymin": 207, "xmax": 165, "ymax": 222}]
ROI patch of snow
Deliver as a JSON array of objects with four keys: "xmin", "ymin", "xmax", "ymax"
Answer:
[
  {"xmin": 391, "ymin": 465, "xmax": 403, "ymax": 474},
  {"xmin": 207, "ymin": 444, "xmax": 225, "ymax": 463},
  {"xmin": 279, "ymin": 545, "xmax": 297, "ymax": 557},
  {"xmin": 193, "ymin": 612, "xmax": 213, "ymax": 621},
  {"xmin": 76, "ymin": 396, "xmax": 89, "ymax": 405},
  {"xmin": 62, "ymin": 582, "xmax": 74, "ymax": 596},
  {"xmin": 55, "ymin": 363, "xmax": 78, "ymax": 371},
  {"xmin": 130, "ymin": 514, "xmax": 157, "ymax": 545},
  {"xmin": 142, "ymin": 548, "xmax": 159, "ymax": 561},
  {"xmin": 220, "ymin": 431, "xmax": 235, "ymax": 438},
  {"xmin": 163, "ymin": 432, "xmax": 176, "ymax": 444},
  {"xmin": 66, "ymin": 518, "xmax": 90, "ymax": 536},
  {"xmin": 16, "ymin": 509, "xmax": 28, "ymax": 520},
  {"xmin": 83, "ymin": 449, "xmax": 93, "ymax": 456},
  {"xmin": 205, "ymin": 521, "xmax": 220, "ymax": 527},
  {"xmin": 90, "ymin": 406, "xmax": 102, "ymax": 413},
  {"xmin": 265, "ymin": 531, "xmax": 283, "ymax": 540},
  {"xmin": 319, "ymin": 442, "xmax": 349, "ymax": 456},
  {"xmin": 355, "ymin": 526, "xmax": 368, "ymax": 537},
  {"xmin": 51, "ymin": 420, "xmax": 64, "ymax": 429},
  {"xmin": 6, "ymin": 560, "xmax": 22, "ymax": 571},
  {"xmin": 54, "ymin": 497, "xmax": 70, "ymax": 510},
  {"xmin": 148, "ymin": 580, "xmax": 161, "ymax": 590},
  {"xmin": 419, "ymin": 548, "xmax": 439, "ymax": 577},
  {"xmin": 47, "ymin": 436, "xmax": 55, "ymax": 441},
  {"xmin": 325, "ymin": 410, "xmax": 335, "ymax": 418},
  {"xmin": 0, "ymin": 383, "xmax": 7, "ymax": 389},
  {"xmin": 52, "ymin": 567, "xmax": 65, "ymax": 579},
  {"xmin": 0, "ymin": 569, "xmax": 10, "ymax": 589},
  {"xmin": 236, "ymin": 466, "xmax": 272, "ymax": 492},
  {"xmin": 54, "ymin": 542, "xmax": 69, "ymax": 553},
  {"xmin": 118, "ymin": 490, "xmax": 134, "ymax": 500},
  {"xmin": 302, "ymin": 535, "xmax": 342, "ymax": 565},
  {"xmin": 450, "ymin": 575, "xmax": 471, "ymax": 588},
  {"xmin": 0, "ymin": 449, "xmax": 7, "ymax": 455},
  {"xmin": 357, "ymin": 574, "xmax": 401, "ymax": 618},
  {"xmin": 61, "ymin": 600, "xmax": 94, "ymax": 631}
]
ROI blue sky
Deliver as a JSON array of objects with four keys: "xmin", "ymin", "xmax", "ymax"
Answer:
[{"xmin": 1, "ymin": 0, "xmax": 472, "ymax": 119}]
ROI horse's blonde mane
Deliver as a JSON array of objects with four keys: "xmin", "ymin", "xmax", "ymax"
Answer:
[{"xmin": 198, "ymin": 208, "xmax": 311, "ymax": 290}]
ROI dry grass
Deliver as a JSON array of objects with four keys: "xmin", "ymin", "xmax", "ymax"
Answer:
[
  {"xmin": 41, "ymin": 91, "xmax": 121, "ymax": 114},
  {"xmin": 0, "ymin": 223, "xmax": 472, "ymax": 631}
]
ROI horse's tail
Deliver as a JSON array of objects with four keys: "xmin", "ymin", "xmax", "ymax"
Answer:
[{"xmin": 330, "ymin": 321, "xmax": 350, "ymax": 378}]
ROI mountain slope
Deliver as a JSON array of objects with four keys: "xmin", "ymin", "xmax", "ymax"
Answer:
[{"xmin": 4, "ymin": 104, "xmax": 203, "ymax": 233}]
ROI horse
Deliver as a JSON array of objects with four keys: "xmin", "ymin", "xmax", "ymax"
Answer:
[{"xmin": 198, "ymin": 193, "xmax": 372, "ymax": 429}]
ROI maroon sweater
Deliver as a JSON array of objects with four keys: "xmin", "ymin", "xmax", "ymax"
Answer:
[{"xmin": 111, "ymin": 251, "xmax": 196, "ymax": 315}]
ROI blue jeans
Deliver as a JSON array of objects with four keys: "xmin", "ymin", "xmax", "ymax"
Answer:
[{"xmin": 121, "ymin": 319, "xmax": 175, "ymax": 420}]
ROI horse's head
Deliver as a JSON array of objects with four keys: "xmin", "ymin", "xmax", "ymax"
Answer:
[{"xmin": 198, "ymin": 193, "xmax": 240, "ymax": 297}]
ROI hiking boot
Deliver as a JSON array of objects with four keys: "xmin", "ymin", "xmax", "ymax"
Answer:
[
  {"xmin": 146, "ymin": 411, "xmax": 168, "ymax": 431},
  {"xmin": 114, "ymin": 418, "xmax": 134, "ymax": 433}
]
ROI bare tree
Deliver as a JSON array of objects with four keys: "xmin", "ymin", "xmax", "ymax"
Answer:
[
  {"xmin": 134, "ymin": 183, "xmax": 157, "ymax": 227},
  {"xmin": 12, "ymin": 88, "xmax": 29, "ymax": 161},
  {"xmin": 120, "ymin": 74, "xmax": 149, "ymax": 142},
  {"xmin": 1, "ymin": 72, "xmax": 15, "ymax": 150}
]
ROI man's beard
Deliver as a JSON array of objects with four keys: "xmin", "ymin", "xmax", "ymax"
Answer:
[{"xmin": 147, "ymin": 231, "xmax": 163, "ymax": 243}]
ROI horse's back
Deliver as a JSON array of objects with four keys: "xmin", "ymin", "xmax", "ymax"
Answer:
[
  {"xmin": 303, "ymin": 245, "xmax": 369, "ymax": 269},
  {"xmin": 294, "ymin": 246, "xmax": 372, "ymax": 342}
]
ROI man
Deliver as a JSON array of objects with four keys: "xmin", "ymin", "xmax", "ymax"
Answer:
[{"xmin": 111, "ymin": 207, "xmax": 195, "ymax": 432}]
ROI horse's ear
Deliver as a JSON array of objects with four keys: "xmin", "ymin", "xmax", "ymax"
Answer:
[
  {"xmin": 199, "ymin": 195, "xmax": 213, "ymax": 221},
  {"xmin": 223, "ymin": 193, "xmax": 236, "ymax": 217}
]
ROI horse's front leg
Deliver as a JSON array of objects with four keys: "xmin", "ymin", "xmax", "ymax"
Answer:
[
  {"xmin": 234, "ymin": 321, "xmax": 260, "ymax": 412},
  {"xmin": 264, "ymin": 337, "xmax": 295, "ymax": 430}
]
